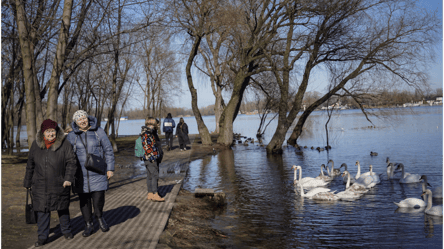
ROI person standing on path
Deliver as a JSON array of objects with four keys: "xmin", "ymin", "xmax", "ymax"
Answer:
[
  {"xmin": 176, "ymin": 117, "xmax": 190, "ymax": 151},
  {"xmin": 162, "ymin": 113, "xmax": 175, "ymax": 151},
  {"xmin": 141, "ymin": 117, "xmax": 165, "ymax": 201},
  {"xmin": 24, "ymin": 119, "xmax": 77, "ymax": 247},
  {"xmin": 66, "ymin": 110, "xmax": 115, "ymax": 237}
]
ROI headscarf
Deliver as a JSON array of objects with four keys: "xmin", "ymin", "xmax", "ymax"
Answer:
[
  {"xmin": 178, "ymin": 117, "xmax": 185, "ymax": 130},
  {"xmin": 73, "ymin": 110, "xmax": 88, "ymax": 122}
]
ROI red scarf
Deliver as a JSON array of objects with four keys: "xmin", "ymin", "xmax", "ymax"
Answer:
[{"xmin": 44, "ymin": 137, "xmax": 56, "ymax": 149}]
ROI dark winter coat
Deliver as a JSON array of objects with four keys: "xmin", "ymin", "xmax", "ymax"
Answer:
[
  {"xmin": 23, "ymin": 128, "xmax": 77, "ymax": 212},
  {"xmin": 162, "ymin": 117, "xmax": 176, "ymax": 133},
  {"xmin": 176, "ymin": 122, "xmax": 190, "ymax": 145},
  {"xmin": 66, "ymin": 116, "xmax": 115, "ymax": 193}
]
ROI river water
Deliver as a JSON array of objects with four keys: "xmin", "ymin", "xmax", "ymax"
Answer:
[
  {"xmin": 180, "ymin": 106, "xmax": 443, "ymax": 248},
  {"xmin": 13, "ymin": 106, "xmax": 443, "ymax": 247}
]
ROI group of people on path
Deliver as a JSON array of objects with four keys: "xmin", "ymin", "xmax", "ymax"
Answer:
[
  {"xmin": 23, "ymin": 111, "xmax": 189, "ymax": 247},
  {"xmin": 162, "ymin": 113, "xmax": 190, "ymax": 151}
]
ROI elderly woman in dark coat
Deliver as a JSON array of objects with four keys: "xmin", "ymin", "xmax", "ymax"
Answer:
[
  {"xmin": 66, "ymin": 110, "xmax": 115, "ymax": 237},
  {"xmin": 175, "ymin": 117, "xmax": 190, "ymax": 151},
  {"xmin": 24, "ymin": 119, "xmax": 77, "ymax": 247}
]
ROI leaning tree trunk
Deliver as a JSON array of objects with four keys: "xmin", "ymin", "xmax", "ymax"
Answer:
[
  {"xmin": 217, "ymin": 73, "xmax": 250, "ymax": 146},
  {"xmin": 186, "ymin": 36, "xmax": 212, "ymax": 145}
]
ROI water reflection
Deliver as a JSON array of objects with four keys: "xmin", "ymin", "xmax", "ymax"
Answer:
[{"xmin": 182, "ymin": 107, "xmax": 442, "ymax": 248}]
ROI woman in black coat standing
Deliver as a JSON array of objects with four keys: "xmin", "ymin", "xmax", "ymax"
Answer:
[
  {"xmin": 24, "ymin": 119, "xmax": 77, "ymax": 247},
  {"xmin": 175, "ymin": 117, "xmax": 190, "ymax": 151}
]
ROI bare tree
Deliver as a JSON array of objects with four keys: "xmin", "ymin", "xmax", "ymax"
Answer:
[{"xmin": 168, "ymin": 0, "xmax": 220, "ymax": 145}]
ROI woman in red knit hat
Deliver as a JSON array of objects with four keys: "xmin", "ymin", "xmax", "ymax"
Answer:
[{"xmin": 24, "ymin": 119, "xmax": 77, "ymax": 247}]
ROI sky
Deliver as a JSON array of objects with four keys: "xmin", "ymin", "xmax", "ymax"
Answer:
[{"xmin": 135, "ymin": 0, "xmax": 443, "ymax": 110}]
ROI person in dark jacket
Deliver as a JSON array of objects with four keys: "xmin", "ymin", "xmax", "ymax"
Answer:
[
  {"xmin": 24, "ymin": 119, "xmax": 77, "ymax": 247},
  {"xmin": 162, "ymin": 113, "xmax": 175, "ymax": 151},
  {"xmin": 176, "ymin": 117, "xmax": 190, "ymax": 151},
  {"xmin": 66, "ymin": 110, "xmax": 115, "ymax": 237},
  {"xmin": 142, "ymin": 117, "xmax": 164, "ymax": 201}
]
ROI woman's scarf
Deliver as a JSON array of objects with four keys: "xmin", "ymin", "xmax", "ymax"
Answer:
[{"xmin": 44, "ymin": 137, "xmax": 56, "ymax": 149}]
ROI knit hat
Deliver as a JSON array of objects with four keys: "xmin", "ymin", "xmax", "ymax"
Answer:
[
  {"xmin": 41, "ymin": 119, "xmax": 58, "ymax": 133},
  {"xmin": 73, "ymin": 110, "xmax": 88, "ymax": 122}
]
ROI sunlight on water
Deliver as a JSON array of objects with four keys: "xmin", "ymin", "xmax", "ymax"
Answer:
[{"xmin": 183, "ymin": 106, "xmax": 443, "ymax": 248}]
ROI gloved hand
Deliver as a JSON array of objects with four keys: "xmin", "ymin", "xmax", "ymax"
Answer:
[{"xmin": 63, "ymin": 181, "xmax": 71, "ymax": 188}]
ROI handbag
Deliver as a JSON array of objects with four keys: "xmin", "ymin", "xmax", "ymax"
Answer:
[
  {"xmin": 78, "ymin": 133, "xmax": 107, "ymax": 175},
  {"xmin": 25, "ymin": 188, "xmax": 37, "ymax": 224}
]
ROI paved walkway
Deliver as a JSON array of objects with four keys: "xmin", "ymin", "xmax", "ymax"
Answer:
[{"xmin": 28, "ymin": 165, "xmax": 186, "ymax": 249}]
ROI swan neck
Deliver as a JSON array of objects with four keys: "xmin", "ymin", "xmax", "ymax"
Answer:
[
  {"xmin": 356, "ymin": 163, "xmax": 361, "ymax": 178},
  {"xmin": 426, "ymin": 192, "xmax": 433, "ymax": 211},
  {"xmin": 298, "ymin": 167, "xmax": 302, "ymax": 181},
  {"xmin": 346, "ymin": 172, "xmax": 350, "ymax": 188}
]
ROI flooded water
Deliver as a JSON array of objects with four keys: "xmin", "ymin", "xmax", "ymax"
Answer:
[{"xmin": 181, "ymin": 106, "xmax": 443, "ymax": 248}]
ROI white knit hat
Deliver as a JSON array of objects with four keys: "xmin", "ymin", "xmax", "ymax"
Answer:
[{"xmin": 73, "ymin": 110, "xmax": 88, "ymax": 122}]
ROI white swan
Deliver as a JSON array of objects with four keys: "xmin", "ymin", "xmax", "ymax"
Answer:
[
  {"xmin": 337, "ymin": 171, "xmax": 364, "ymax": 201},
  {"xmin": 297, "ymin": 181, "xmax": 333, "ymax": 199},
  {"xmin": 292, "ymin": 165, "xmax": 329, "ymax": 188},
  {"xmin": 422, "ymin": 189, "xmax": 443, "ymax": 216},
  {"xmin": 397, "ymin": 163, "xmax": 421, "ymax": 184},
  {"xmin": 355, "ymin": 160, "xmax": 362, "ymax": 179},
  {"xmin": 420, "ymin": 175, "xmax": 443, "ymax": 199},
  {"xmin": 342, "ymin": 170, "xmax": 369, "ymax": 194},
  {"xmin": 394, "ymin": 184, "xmax": 427, "ymax": 208},
  {"xmin": 340, "ymin": 163, "xmax": 355, "ymax": 184},
  {"xmin": 316, "ymin": 164, "xmax": 333, "ymax": 182},
  {"xmin": 326, "ymin": 159, "xmax": 341, "ymax": 177}
]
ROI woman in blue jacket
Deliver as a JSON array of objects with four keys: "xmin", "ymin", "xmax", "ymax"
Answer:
[{"xmin": 67, "ymin": 110, "xmax": 115, "ymax": 237}]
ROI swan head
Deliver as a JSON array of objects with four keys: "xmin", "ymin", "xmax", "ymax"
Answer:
[
  {"xmin": 292, "ymin": 165, "xmax": 301, "ymax": 170},
  {"xmin": 386, "ymin": 157, "xmax": 390, "ymax": 163},
  {"xmin": 355, "ymin": 160, "xmax": 360, "ymax": 166},
  {"xmin": 321, "ymin": 164, "xmax": 326, "ymax": 169},
  {"xmin": 420, "ymin": 175, "xmax": 432, "ymax": 187},
  {"xmin": 422, "ymin": 189, "xmax": 432, "ymax": 198},
  {"xmin": 340, "ymin": 163, "xmax": 348, "ymax": 171},
  {"xmin": 369, "ymin": 165, "xmax": 373, "ymax": 171},
  {"xmin": 342, "ymin": 170, "xmax": 349, "ymax": 177},
  {"xmin": 395, "ymin": 163, "xmax": 404, "ymax": 171},
  {"xmin": 328, "ymin": 159, "xmax": 334, "ymax": 164}
]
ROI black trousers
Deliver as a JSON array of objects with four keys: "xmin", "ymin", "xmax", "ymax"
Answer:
[
  {"xmin": 37, "ymin": 209, "xmax": 71, "ymax": 240},
  {"xmin": 78, "ymin": 191, "xmax": 105, "ymax": 222},
  {"xmin": 165, "ymin": 132, "xmax": 173, "ymax": 148}
]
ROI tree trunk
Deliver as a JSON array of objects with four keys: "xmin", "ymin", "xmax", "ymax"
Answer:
[
  {"xmin": 15, "ymin": 97, "xmax": 25, "ymax": 148},
  {"xmin": 46, "ymin": 0, "xmax": 74, "ymax": 120},
  {"xmin": 186, "ymin": 37, "xmax": 212, "ymax": 145},
  {"xmin": 15, "ymin": 0, "xmax": 37, "ymax": 148},
  {"xmin": 217, "ymin": 73, "xmax": 250, "ymax": 146},
  {"xmin": 287, "ymin": 61, "xmax": 368, "ymax": 145}
]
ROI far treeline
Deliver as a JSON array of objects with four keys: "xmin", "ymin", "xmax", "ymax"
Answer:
[
  {"xmin": 2, "ymin": 0, "xmax": 441, "ymax": 154},
  {"xmin": 124, "ymin": 88, "xmax": 444, "ymax": 119}
]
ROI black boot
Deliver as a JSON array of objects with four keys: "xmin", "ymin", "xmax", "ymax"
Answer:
[
  {"xmin": 35, "ymin": 239, "xmax": 46, "ymax": 247},
  {"xmin": 82, "ymin": 221, "xmax": 94, "ymax": 237},
  {"xmin": 97, "ymin": 217, "xmax": 109, "ymax": 232}
]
